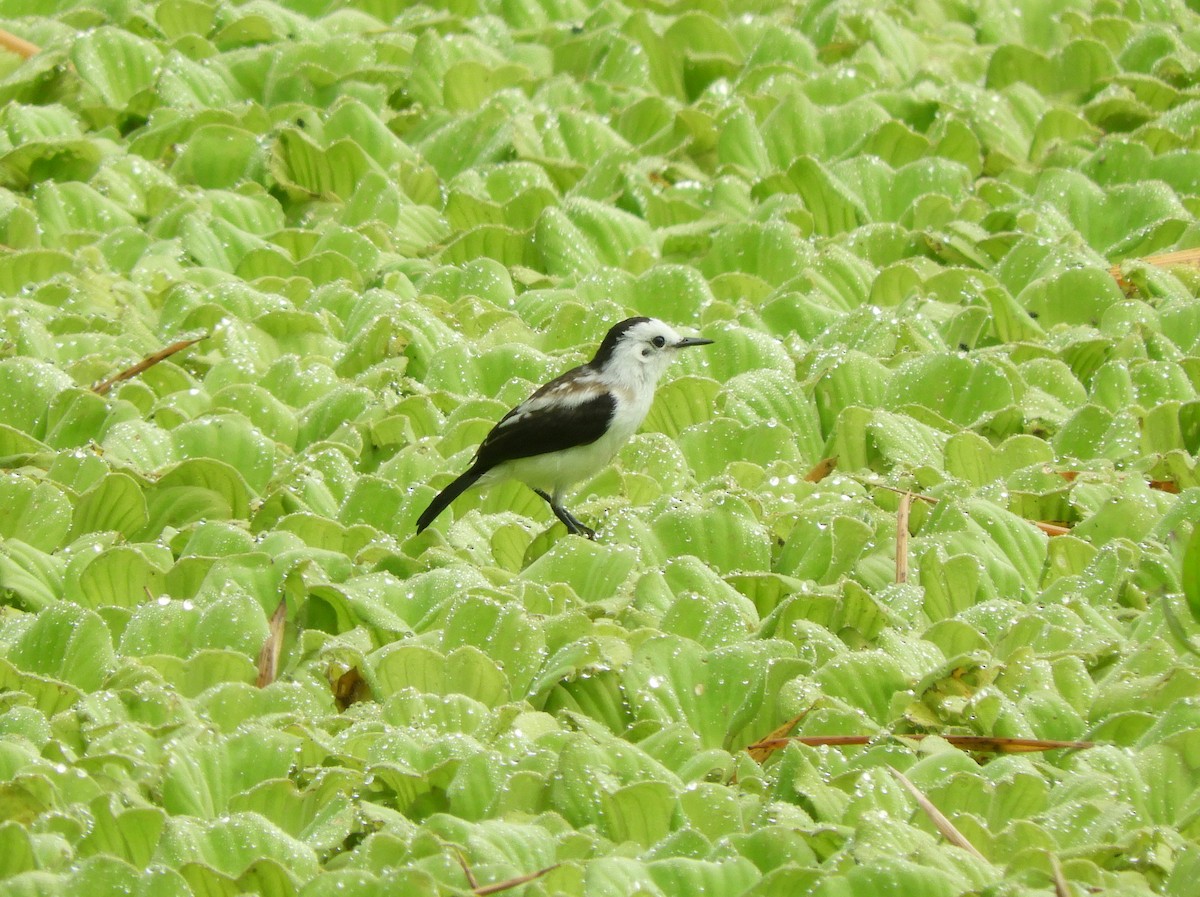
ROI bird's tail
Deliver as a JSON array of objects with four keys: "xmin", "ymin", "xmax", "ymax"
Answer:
[{"xmin": 415, "ymin": 467, "xmax": 484, "ymax": 533}]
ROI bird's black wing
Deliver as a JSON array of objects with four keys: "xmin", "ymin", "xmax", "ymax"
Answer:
[
  {"xmin": 416, "ymin": 368, "xmax": 615, "ymax": 533},
  {"xmin": 472, "ymin": 371, "xmax": 616, "ymax": 471}
]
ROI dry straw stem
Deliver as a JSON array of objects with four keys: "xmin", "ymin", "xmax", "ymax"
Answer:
[
  {"xmin": 895, "ymin": 491, "xmax": 913, "ymax": 583},
  {"xmin": 0, "ymin": 28, "xmax": 39, "ymax": 59},
  {"xmin": 455, "ymin": 850, "xmax": 560, "ymax": 896},
  {"xmin": 454, "ymin": 850, "xmax": 479, "ymax": 890},
  {"xmin": 865, "ymin": 481, "xmax": 1073, "ymax": 537},
  {"xmin": 1033, "ymin": 521, "xmax": 1072, "ymax": 536},
  {"xmin": 472, "ymin": 866, "xmax": 560, "ymax": 896},
  {"xmin": 1054, "ymin": 468, "xmax": 1179, "ymax": 494},
  {"xmin": 1110, "ymin": 247, "xmax": 1200, "ymax": 291},
  {"xmin": 93, "ymin": 336, "xmax": 205, "ymax": 395},
  {"xmin": 746, "ymin": 733, "xmax": 1095, "ymax": 754},
  {"xmin": 891, "ymin": 768, "xmax": 987, "ymax": 861},
  {"xmin": 1050, "ymin": 853, "xmax": 1074, "ymax": 897},
  {"xmin": 255, "ymin": 599, "xmax": 287, "ymax": 687},
  {"xmin": 745, "ymin": 711, "xmax": 813, "ymax": 764}
]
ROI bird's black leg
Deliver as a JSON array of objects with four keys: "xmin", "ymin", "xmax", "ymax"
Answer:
[
  {"xmin": 534, "ymin": 489, "xmax": 596, "ymax": 539},
  {"xmin": 560, "ymin": 507, "xmax": 596, "ymax": 540}
]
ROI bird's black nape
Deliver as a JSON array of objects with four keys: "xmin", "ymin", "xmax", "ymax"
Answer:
[{"xmin": 588, "ymin": 317, "xmax": 652, "ymax": 368}]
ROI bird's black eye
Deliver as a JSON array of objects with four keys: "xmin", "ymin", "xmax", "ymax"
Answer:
[{"xmin": 651, "ymin": 335, "xmax": 666, "ymax": 348}]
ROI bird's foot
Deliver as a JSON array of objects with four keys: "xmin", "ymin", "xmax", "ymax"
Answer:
[
  {"xmin": 560, "ymin": 510, "xmax": 596, "ymax": 540},
  {"xmin": 538, "ymin": 490, "xmax": 596, "ymax": 539}
]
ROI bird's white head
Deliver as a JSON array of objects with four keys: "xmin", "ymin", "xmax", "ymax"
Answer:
[{"xmin": 589, "ymin": 317, "xmax": 713, "ymax": 388}]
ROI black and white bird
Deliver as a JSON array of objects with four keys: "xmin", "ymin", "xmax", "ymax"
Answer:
[{"xmin": 415, "ymin": 316, "xmax": 713, "ymax": 539}]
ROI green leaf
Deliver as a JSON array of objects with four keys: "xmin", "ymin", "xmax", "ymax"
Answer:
[
  {"xmin": 701, "ymin": 221, "xmax": 815, "ymax": 285},
  {"xmin": 0, "ymin": 822, "xmax": 36, "ymax": 877},
  {"xmin": 813, "ymin": 351, "xmax": 889, "ymax": 433},
  {"xmin": 643, "ymin": 377, "xmax": 720, "ymax": 437},
  {"xmin": 75, "ymin": 545, "xmax": 166, "ymax": 609},
  {"xmin": 720, "ymin": 369, "xmax": 826, "ymax": 462},
  {"xmin": 716, "ymin": 101, "xmax": 771, "ymax": 175},
  {"xmin": 0, "ymin": 539, "xmax": 64, "ymax": 612},
  {"xmin": 1018, "ymin": 267, "xmax": 1125, "ymax": 327},
  {"xmin": 777, "ymin": 512, "xmax": 875, "ymax": 583},
  {"xmin": 43, "ymin": 389, "xmax": 110, "ymax": 450},
  {"xmin": 600, "ymin": 781, "xmax": 675, "ymax": 847},
  {"xmin": 439, "ymin": 594, "xmax": 544, "ymax": 698},
  {"xmin": 270, "ymin": 128, "xmax": 382, "ymax": 200},
  {"xmin": 623, "ymin": 634, "xmax": 791, "ymax": 749},
  {"xmin": 0, "ymin": 357, "xmax": 73, "ymax": 439},
  {"xmin": 70, "ymin": 472, "xmax": 149, "ymax": 540},
  {"xmin": 160, "ymin": 727, "xmax": 305, "ymax": 817},
  {"xmin": 156, "ymin": 0, "xmax": 217, "ymax": 39},
  {"xmin": 887, "ymin": 353, "xmax": 1016, "ymax": 429},
  {"xmin": 71, "ymin": 26, "xmax": 163, "ymax": 109},
  {"xmin": 210, "ymin": 384, "xmax": 299, "ymax": 449},
  {"xmin": 120, "ymin": 585, "xmax": 268, "ymax": 659},
  {"xmin": 172, "ymin": 125, "xmax": 267, "ymax": 189},
  {"xmin": 439, "ymin": 224, "xmax": 533, "ymax": 267},
  {"xmin": 172, "ymin": 416, "xmax": 277, "ymax": 494},
  {"xmin": 6, "ymin": 603, "xmax": 114, "ymax": 691},
  {"xmin": 139, "ymin": 458, "xmax": 252, "ymax": 537},
  {"xmin": 519, "ymin": 539, "xmax": 639, "ymax": 603},
  {"xmin": 229, "ymin": 780, "xmax": 356, "ymax": 853},
  {"xmin": 369, "ymin": 644, "xmax": 510, "ymax": 708},
  {"xmin": 35, "ymin": 181, "xmax": 136, "ymax": 241},
  {"xmin": 649, "ymin": 857, "xmax": 760, "ymax": 895},
  {"xmin": 674, "ymin": 325, "xmax": 793, "ymax": 383},
  {"xmin": 0, "ymin": 477, "xmax": 70, "ymax": 552},
  {"xmin": 77, "ymin": 799, "xmax": 165, "ymax": 867},
  {"xmin": 944, "ymin": 431, "xmax": 1054, "ymax": 486},
  {"xmin": 156, "ymin": 813, "xmax": 318, "ymax": 881},
  {"xmin": 1034, "ymin": 167, "xmax": 1186, "ymax": 255},
  {"xmin": 632, "ymin": 265, "xmax": 714, "ymax": 322},
  {"xmin": 1185, "ymin": 524, "xmax": 1200, "ymax": 626},
  {"xmin": 651, "ymin": 494, "xmax": 770, "ymax": 574},
  {"xmin": 0, "ymin": 139, "xmax": 105, "ymax": 191}
]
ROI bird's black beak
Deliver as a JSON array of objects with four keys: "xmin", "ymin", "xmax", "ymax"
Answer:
[{"xmin": 674, "ymin": 336, "xmax": 713, "ymax": 348}]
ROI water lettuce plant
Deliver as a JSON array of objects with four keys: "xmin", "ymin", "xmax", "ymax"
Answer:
[{"xmin": 1, "ymin": 0, "xmax": 1200, "ymax": 895}]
